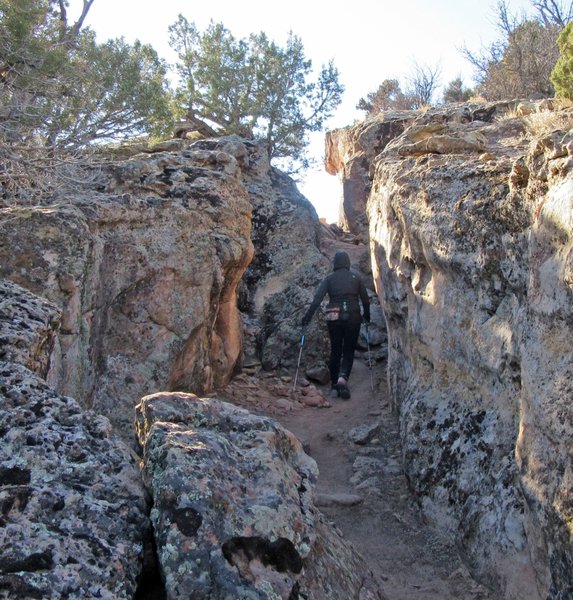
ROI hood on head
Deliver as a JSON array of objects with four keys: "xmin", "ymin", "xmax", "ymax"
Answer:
[{"xmin": 333, "ymin": 251, "xmax": 351, "ymax": 271}]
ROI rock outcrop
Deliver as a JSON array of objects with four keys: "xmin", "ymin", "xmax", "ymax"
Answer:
[
  {"xmin": 0, "ymin": 282, "xmax": 148, "ymax": 599},
  {"xmin": 0, "ymin": 135, "xmax": 340, "ymax": 437},
  {"xmin": 326, "ymin": 100, "xmax": 573, "ymax": 599},
  {"xmin": 237, "ymin": 149, "xmax": 331, "ymax": 374},
  {"xmin": 0, "ymin": 140, "xmax": 254, "ymax": 436},
  {"xmin": 135, "ymin": 391, "xmax": 385, "ymax": 599}
]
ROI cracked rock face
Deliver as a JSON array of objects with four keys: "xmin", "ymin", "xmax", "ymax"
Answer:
[
  {"xmin": 0, "ymin": 140, "xmax": 254, "ymax": 436},
  {"xmin": 327, "ymin": 101, "xmax": 573, "ymax": 599},
  {"xmin": 0, "ymin": 279, "xmax": 60, "ymax": 378},
  {"xmin": 136, "ymin": 392, "xmax": 385, "ymax": 599},
  {"xmin": 0, "ymin": 361, "xmax": 148, "ymax": 599}
]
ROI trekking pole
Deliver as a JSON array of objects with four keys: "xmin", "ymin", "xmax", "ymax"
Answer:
[
  {"xmin": 365, "ymin": 323, "xmax": 374, "ymax": 393},
  {"xmin": 292, "ymin": 330, "xmax": 306, "ymax": 393}
]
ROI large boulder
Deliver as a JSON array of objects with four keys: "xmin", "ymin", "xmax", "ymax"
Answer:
[
  {"xmin": 135, "ymin": 391, "xmax": 385, "ymax": 599},
  {"xmin": 327, "ymin": 101, "xmax": 573, "ymax": 598},
  {"xmin": 0, "ymin": 284, "xmax": 148, "ymax": 599},
  {"xmin": 0, "ymin": 141, "xmax": 254, "ymax": 436}
]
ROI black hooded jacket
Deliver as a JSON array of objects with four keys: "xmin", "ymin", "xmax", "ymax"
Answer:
[{"xmin": 303, "ymin": 251, "xmax": 370, "ymax": 325}]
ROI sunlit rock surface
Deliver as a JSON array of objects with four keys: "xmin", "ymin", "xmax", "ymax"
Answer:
[
  {"xmin": 136, "ymin": 391, "xmax": 385, "ymax": 599},
  {"xmin": 327, "ymin": 100, "xmax": 573, "ymax": 599}
]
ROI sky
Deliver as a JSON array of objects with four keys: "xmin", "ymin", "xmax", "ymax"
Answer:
[{"xmin": 68, "ymin": 0, "xmax": 536, "ymax": 222}]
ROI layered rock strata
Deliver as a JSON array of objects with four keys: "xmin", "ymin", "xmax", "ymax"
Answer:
[{"xmin": 326, "ymin": 101, "xmax": 573, "ymax": 598}]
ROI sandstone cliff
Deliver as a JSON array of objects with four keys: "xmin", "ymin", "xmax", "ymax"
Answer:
[
  {"xmin": 0, "ymin": 137, "xmax": 335, "ymax": 438},
  {"xmin": 326, "ymin": 100, "xmax": 573, "ymax": 599},
  {"xmin": 0, "ymin": 135, "xmax": 384, "ymax": 598}
]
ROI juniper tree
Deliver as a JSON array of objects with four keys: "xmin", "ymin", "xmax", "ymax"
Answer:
[
  {"xmin": 442, "ymin": 77, "xmax": 474, "ymax": 104},
  {"xmin": 0, "ymin": 0, "xmax": 173, "ymax": 201},
  {"xmin": 551, "ymin": 22, "xmax": 573, "ymax": 98},
  {"xmin": 168, "ymin": 16, "xmax": 344, "ymax": 173}
]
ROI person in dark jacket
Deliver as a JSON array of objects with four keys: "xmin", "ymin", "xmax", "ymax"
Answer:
[{"xmin": 302, "ymin": 250, "xmax": 370, "ymax": 399}]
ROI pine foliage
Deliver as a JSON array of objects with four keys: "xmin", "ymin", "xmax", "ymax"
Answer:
[
  {"xmin": 0, "ymin": 0, "xmax": 173, "ymax": 202},
  {"xmin": 551, "ymin": 22, "xmax": 573, "ymax": 99},
  {"xmin": 168, "ymin": 16, "xmax": 344, "ymax": 172}
]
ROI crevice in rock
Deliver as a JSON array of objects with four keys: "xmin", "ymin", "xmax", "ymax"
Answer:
[{"xmin": 134, "ymin": 523, "xmax": 166, "ymax": 600}]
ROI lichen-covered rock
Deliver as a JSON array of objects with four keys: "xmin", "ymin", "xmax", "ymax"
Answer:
[
  {"xmin": 327, "ymin": 101, "xmax": 573, "ymax": 599},
  {"xmin": 325, "ymin": 101, "xmax": 518, "ymax": 240},
  {"xmin": 0, "ymin": 140, "xmax": 254, "ymax": 436},
  {"xmin": 0, "ymin": 361, "xmax": 148, "ymax": 599},
  {"xmin": 234, "ymin": 144, "xmax": 332, "ymax": 375},
  {"xmin": 0, "ymin": 279, "xmax": 60, "ymax": 378},
  {"xmin": 136, "ymin": 391, "xmax": 385, "ymax": 599}
]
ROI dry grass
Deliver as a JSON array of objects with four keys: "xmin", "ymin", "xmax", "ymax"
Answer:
[
  {"xmin": 492, "ymin": 97, "xmax": 573, "ymax": 137},
  {"xmin": 523, "ymin": 99, "xmax": 573, "ymax": 138}
]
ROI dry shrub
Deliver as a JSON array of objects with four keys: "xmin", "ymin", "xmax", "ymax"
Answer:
[
  {"xmin": 523, "ymin": 99, "xmax": 573, "ymax": 137},
  {"xmin": 492, "ymin": 98, "xmax": 573, "ymax": 136},
  {"xmin": 0, "ymin": 146, "xmax": 106, "ymax": 208}
]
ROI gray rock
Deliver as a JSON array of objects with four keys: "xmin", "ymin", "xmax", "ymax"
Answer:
[
  {"xmin": 0, "ymin": 362, "xmax": 148, "ymax": 600},
  {"xmin": 136, "ymin": 391, "xmax": 385, "ymax": 599},
  {"xmin": 0, "ymin": 279, "xmax": 60, "ymax": 378},
  {"xmin": 348, "ymin": 422, "xmax": 382, "ymax": 445},
  {"xmin": 315, "ymin": 492, "xmax": 364, "ymax": 507},
  {"xmin": 305, "ymin": 365, "xmax": 330, "ymax": 385}
]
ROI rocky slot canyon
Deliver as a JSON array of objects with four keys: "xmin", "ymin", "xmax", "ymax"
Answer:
[{"xmin": 0, "ymin": 99, "xmax": 572, "ymax": 599}]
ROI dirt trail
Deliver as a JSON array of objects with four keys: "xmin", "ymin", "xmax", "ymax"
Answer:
[
  {"xmin": 218, "ymin": 232, "xmax": 500, "ymax": 598},
  {"xmin": 277, "ymin": 354, "xmax": 498, "ymax": 600}
]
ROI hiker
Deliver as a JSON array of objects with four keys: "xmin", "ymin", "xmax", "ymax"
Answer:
[{"xmin": 301, "ymin": 250, "xmax": 370, "ymax": 399}]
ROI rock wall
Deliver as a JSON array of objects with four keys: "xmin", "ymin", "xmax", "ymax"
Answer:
[
  {"xmin": 0, "ymin": 280, "xmax": 148, "ymax": 599},
  {"xmin": 0, "ymin": 135, "xmax": 335, "ymax": 437},
  {"xmin": 326, "ymin": 101, "xmax": 573, "ymax": 599},
  {"xmin": 0, "ymin": 140, "xmax": 255, "ymax": 435},
  {"xmin": 0, "ymin": 279, "xmax": 60, "ymax": 378},
  {"xmin": 238, "ymin": 150, "xmax": 331, "ymax": 374}
]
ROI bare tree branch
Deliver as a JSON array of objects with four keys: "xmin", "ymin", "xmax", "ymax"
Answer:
[
  {"xmin": 407, "ymin": 62, "xmax": 442, "ymax": 108},
  {"xmin": 57, "ymin": 0, "xmax": 96, "ymax": 44},
  {"xmin": 532, "ymin": 0, "xmax": 573, "ymax": 26}
]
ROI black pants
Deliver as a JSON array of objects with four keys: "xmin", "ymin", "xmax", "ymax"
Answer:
[{"xmin": 327, "ymin": 320, "xmax": 361, "ymax": 386}]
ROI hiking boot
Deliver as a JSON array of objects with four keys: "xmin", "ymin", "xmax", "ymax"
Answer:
[
  {"xmin": 337, "ymin": 377, "xmax": 351, "ymax": 400},
  {"xmin": 329, "ymin": 386, "xmax": 339, "ymax": 399}
]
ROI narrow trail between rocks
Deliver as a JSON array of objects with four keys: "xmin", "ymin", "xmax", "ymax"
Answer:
[
  {"xmin": 217, "ymin": 232, "xmax": 502, "ymax": 599},
  {"xmin": 277, "ymin": 355, "xmax": 498, "ymax": 600}
]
